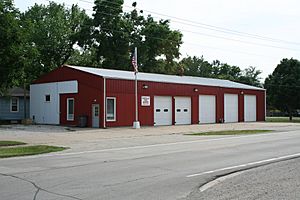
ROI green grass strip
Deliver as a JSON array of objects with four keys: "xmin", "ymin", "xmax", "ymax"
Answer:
[
  {"xmin": 0, "ymin": 141, "xmax": 26, "ymax": 147},
  {"xmin": 266, "ymin": 117, "xmax": 300, "ymax": 123},
  {"xmin": 186, "ymin": 130, "xmax": 273, "ymax": 136},
  {"xmin": 0, "ymin": 145, "xmax": 67, "ymax": 158}
]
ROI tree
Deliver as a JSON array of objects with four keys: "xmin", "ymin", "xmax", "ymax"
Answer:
[
  {"xmin": 212, "ymin": 62, "xmax": 241, "ymax": 81},
  {"xmin": 92, "ymin": 0, "xmax": 131, "ymax": 70},
  {"xmin": 180, "ymin": 56, "xmax": 213, "ymax": 77},
  {"xmin": 0, "ymin": 0, "xmax": 22, "ymax": 90},
  {"xmin": 264, "ymin": 58, "xmax": 300, "ymax": 120},
  {"xmin": 20, "ymin": 2, "xmax": 89, "ymax": 79},
  {"xmin": 140, "ymin": 17, "xmax": 182, "ymax": 74},
  {"xmin": 238, "ymin": 66, "xmax": 262, "ymax": 87},
  {"xmin": 90, "ymin": 1, "xmax": 182, "ymax": 73}
]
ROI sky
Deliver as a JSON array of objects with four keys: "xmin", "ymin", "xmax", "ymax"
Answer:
[{"xmin": 14, "ymin": 0, "xmax": 300, "ymax": 80}]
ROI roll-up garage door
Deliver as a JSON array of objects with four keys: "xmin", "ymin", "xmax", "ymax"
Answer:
[
  {"xmin": 175, "ymin": 97, "xmax": 191, "ymax": 125},
  {"xmin": 154, "ymin": 96, "xmax": 172, "ymax": 126},
  {"xmin": 224, "ymin": 94, "xmax": 239, "ymax": 123},
  {"xmin": 244, "ymin": 95, "xmax": 256, "ymax": 122},
  {"xmin": 199, "ymin": 95, "xmax": 216, "ymax": 124}
]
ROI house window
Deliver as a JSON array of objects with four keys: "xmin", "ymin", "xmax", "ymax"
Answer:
[
  {"xmin": 10, "ymin": 97, "xmax": 19, "ymax": 112},
  {"xmin": 106, "ymin": 97, "xmax": 116, "ymax": 121},
  {"xmin": 45, "ymin": 95, "xmax": 50, "ymax": 102},
  {"xmin": 67, "ymin": 98, "xmax": 74, "ymax": 121}
]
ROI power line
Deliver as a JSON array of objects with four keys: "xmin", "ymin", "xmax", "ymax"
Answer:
[
  {"xmin": 41, "ymin": 0, "xmax": 286, "ymax": 59},
  {"xmin": 75, "ymin": 0, "xmax": 300, "ymax": 52},
  {"xmin": 78, "ymin": 0, "xmax": 300, "ymax": 46},
  {"xmin": 63, "ymin": 1, "xmax": 300, "ymax": 52}
]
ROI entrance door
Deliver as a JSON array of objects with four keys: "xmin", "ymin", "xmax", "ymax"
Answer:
[
  {"xmin": 175, "ymin": 97, "xmax": 191, "ymax": 125},
  {"xmin": 92, "ymin": 104, "xmax": 100, "ymax": 128}
]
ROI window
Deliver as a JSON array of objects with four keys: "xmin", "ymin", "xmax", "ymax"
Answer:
[
  {"xmin": 94, "ymin": 105, "xmax": 99, "ymax": 117},
  {"xmin": 45, "ymin": 95, "xmax": 51, "ymax": 102},
  {"xmin": 10, "ymin": 97, "xmax": 19, "ymax": 112},
  {"xmin": 106, "ymin": 97, "xmax": 116, "ymax": 121},
  {"xmin": 67, "ymin": 98, "xmax": 74, "ymax": 121}
]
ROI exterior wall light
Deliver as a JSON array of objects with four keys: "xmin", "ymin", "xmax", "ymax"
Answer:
[
  {"xmin": 142, "ymin": 84, "xmax": 149, "ymax": 89},
  {"xmin": 240, "ymin": 91, "xmax": 244, "ymax": 95},
  {"xmin": 194, "ymin": 88, "xmax": 198, "ymax": 92}
]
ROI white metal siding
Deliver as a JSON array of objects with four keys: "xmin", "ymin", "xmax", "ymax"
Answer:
[
  {"xmin": 224, "ymin": 94, "xmax": 239, "ymax": 123},
  {"xmin": 175, "ymin": 97, "xmax": 191, "ymax": 125},
  {"xmin": 30, "ymin": 81, "xmax": 78, "ymax": 124},
  {"xmin": 244, "ymin": 95, "xmax": 257, "ymax": 122},
  {"xmin": 154, "ymin": 96, "xmax": 172, "ymax": 126},
  {"xmin": 199, "ymin": 95, "xmax": 216, "ymax": 124}
]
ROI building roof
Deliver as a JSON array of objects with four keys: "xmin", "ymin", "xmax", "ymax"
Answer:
[
  {"xmin": 0, "ymin": 87, "xmax": 29, "ymax": 97},
  {"xmin": 66, "ymin": 65, "xmax": 265, "ymax": 91}
]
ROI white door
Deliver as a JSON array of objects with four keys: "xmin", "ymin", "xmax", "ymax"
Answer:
[
  {"xmin": 154, "ymin": 96, "xmax": 172, "ymax": 126},
  {"xmin": 92, "ymin": 104, "xmax": 100, "ymax": 128},
  {"xmin": 175, "ymin": 97, "xmax": 191, "ymax": 125},
  {"xmin": 244, "ymin": 95, "xmax": 256, "ymax": 122},
  {"xmin": 199, "ymin": 95, "xmax": 216, "ymax": 124},
  {"xmin": 224, "ymin": 94, "xmax": 239, "ymax": 123}
]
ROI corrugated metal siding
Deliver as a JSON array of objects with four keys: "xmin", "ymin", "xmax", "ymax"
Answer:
[
  {"xmin": 32, "ymin": 66, "xmax": 266, "ymax": 128},
  {"xmin": 0, "ymin": 97, "xmax": 30, "ymax": 120}
]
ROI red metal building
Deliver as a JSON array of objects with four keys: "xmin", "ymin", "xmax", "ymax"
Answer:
[{"xmin": 30, "ymin": 65, "xmax": 266, "ymax": 128}]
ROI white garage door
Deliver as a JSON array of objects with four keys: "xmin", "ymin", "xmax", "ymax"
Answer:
[
  {"xmin": 244, "ymin": 95, "xmax": 256, "ymax": 122},
  {"xmin": 175, "ymin": 97, "xmax": 191, "ymax": 125},
  {"xmin": 224, "ymin": 94, "xmax": 239, "ymax": 123},
  {"xmin": 199, "ymin": 95, "xmax": 216, "ymax": 124},
  {"xmin": 154, "ymin": 96, "xmax": 172, "ymax": 126}
]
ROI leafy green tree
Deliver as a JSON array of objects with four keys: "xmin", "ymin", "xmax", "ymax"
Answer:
[
  {"xmin": 90, "ymin": 1, "xmax": 182, "ymax": 73},
  {"xmin": 180, "ymin": 56, "xmax": 213, "ymax": 77},
  {"xmin": 238, "ymin": 66, "xmax": 262, "ymax": 87},
  {"xmin": 140, "ymin": 17, "xmax": 182, "ymax": 74},
  {"xmin": 0, "ymin": 0, "xmax": 22, "ymax": 90},
  {"xmin": 92, "ymin": 0, "xmax": 131, "ymax": 70},
  {"xmin": 67, "ymin": 48, "xmax": 99, "ymax": 67},
  {"xmin": 20, "ymin": 2, "xmax": 89, "ymax": 78},
  {"xmin": 264, "ymin": 58, "xmax": 300, "ymax": 120},
  {"xmin": 213, "ymin": 62, "xmax": 241, "ymax": 81}
]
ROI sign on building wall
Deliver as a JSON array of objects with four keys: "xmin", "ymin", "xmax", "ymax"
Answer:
[{"xmin": 141, "ymin": 96, "xmax": 151, "ymax": 106}]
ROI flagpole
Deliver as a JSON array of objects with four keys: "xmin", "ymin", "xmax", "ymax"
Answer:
[{"xmin": 133, "ymin": 47, "xmax": 140, "ymax": 129}]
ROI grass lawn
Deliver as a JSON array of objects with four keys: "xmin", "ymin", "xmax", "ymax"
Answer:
[
  {"xmin": 0, "ymin": 141, "xmax": 26, "ymax": 147},
  {"xmin": 186, "ymin": 129, "xmax": 273, "ymax": 136},
  {"xmin": 0, "ymin": 145, "xmax": 67, "ymax": 158},
  {"xmin": 266, "ymin": 117, "xmax": 300, "ymax": 123}
]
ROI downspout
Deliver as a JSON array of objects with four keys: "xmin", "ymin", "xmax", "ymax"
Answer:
[{"xmin": 103, "ymin": 77, "xmax": 106, "ymax": 128}]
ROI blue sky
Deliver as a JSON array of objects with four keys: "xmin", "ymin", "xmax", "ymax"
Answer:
[{"xmin": 14, "ymin": 0, "xmax": 300, "ymax": 80}]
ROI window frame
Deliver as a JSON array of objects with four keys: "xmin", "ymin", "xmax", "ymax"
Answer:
[
  {"xmin": 67, "ymin": 98, "xmax": 75, "ymax": 121},
  {"xmin": 10, "ymin": 97, "xmax": 19, "ymax": 113},
  {"xmin": 106, "ymin": 97, "xmax": 116, "ymax": 122}
]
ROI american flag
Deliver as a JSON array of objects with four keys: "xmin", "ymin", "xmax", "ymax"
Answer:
[{"xmin": 131, "ymin": 48, "xmax": 138, "ymax": 73}]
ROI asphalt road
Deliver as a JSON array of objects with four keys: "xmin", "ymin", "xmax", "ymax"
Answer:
[
  {"xmin": 191, "ymin": 158, "xmax": 300, "ymax": 200},
  {"xmin": 1, "ymin": 128, "xmax": 300, "ymax": 200}
]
